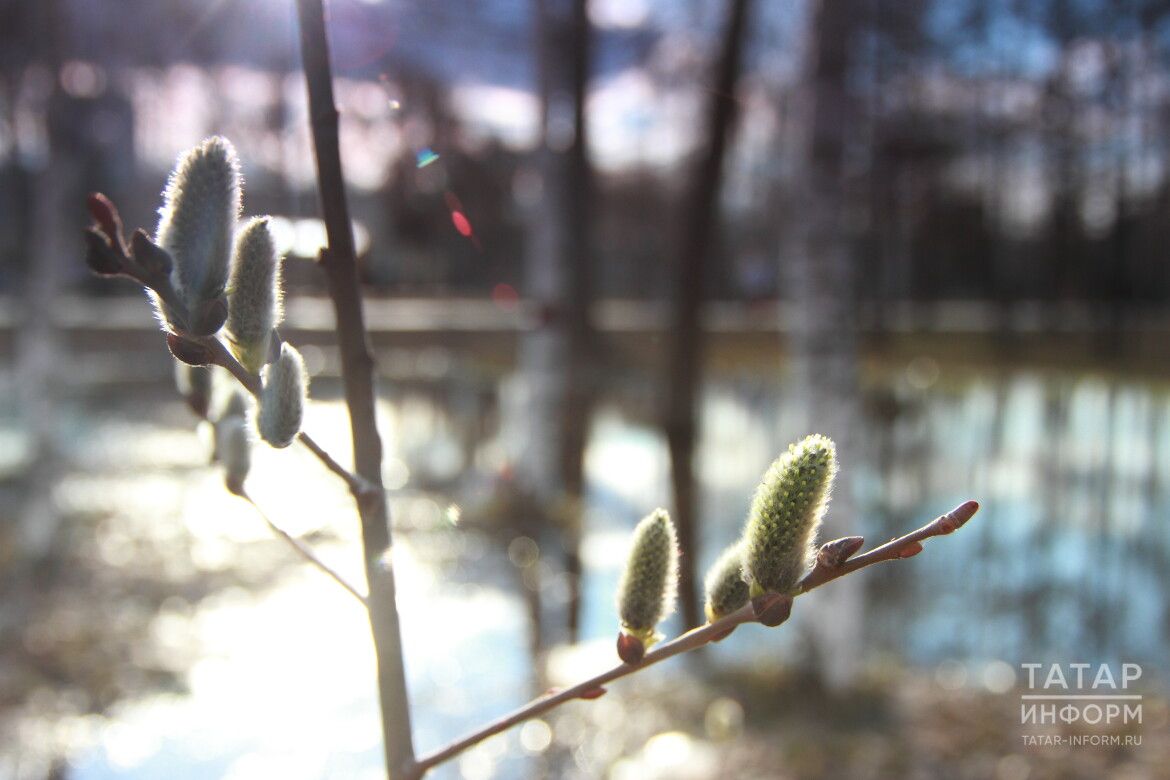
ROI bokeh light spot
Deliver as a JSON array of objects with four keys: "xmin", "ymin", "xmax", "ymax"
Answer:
[
  {"xmin": 492, "ymin": 283, "xmax": 519, "ymax": 311},
  {"xmin": 451, "ymin": 210, "xmax": 473, "ymax": 237},
  {"xmin": 519, "ymin": 719, "xmax": 552, "ymax": 753},
  {"xmin": 507, "ymin": 536, "xmax": 539, "ymax": 568}
]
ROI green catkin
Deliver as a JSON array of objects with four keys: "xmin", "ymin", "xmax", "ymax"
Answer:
[
  {"xmin": 226, "ymin": 217, "xmax": 283, "ymax": 373},
  {"xmin": 258, "ymin": 343, "xmax": 307, "ymax": 448},
  {"xmin": 616, "ymin": 508, "xmax": 679, "ymax": 646},
  {"xmin": 742, "ymin": 434, "xmax": 838, "ymax": 597},
  {"xmin": 704, "ymin": 542, "xmax": 750, "ymax": 622},
  {"xmin": 156, "ymin": 136, "xmax": 241, "ymax": 328}
]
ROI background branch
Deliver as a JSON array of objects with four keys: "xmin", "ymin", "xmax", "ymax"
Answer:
[
  {"xmin": 664, "ymin": 0, "xmax": 752, "ymax": 631},
  {"xmin": 235, "ymin": 490, "xmax": 369, "ymax": 606}
]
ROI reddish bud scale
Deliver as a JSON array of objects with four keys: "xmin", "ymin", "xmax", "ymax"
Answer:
[
  {"xmin": 87, "ymin": 192, "xmax": 126, "ymax": 254},
  {"xmin": 751, "ymin": 592, "xmax": 793, "ymax": 628},
  {"xmin": 131, "ymin": 229, "xmax": 174, "ymax": 278},
  {"xmin": 83, "ymin": 229, "xmax": 124, "ymax": 276},
  {"xmin": 616, "ymin": 632, "xmax": 645, "ymax": 665},
  {"xmin": 898, "ymin": 541, "xmax": 924, "ymax": 559},
  {"xmin": 166, "ymin": 333, "xmax": 214, "ymax": 366},
  {"xmin": 816, "ymin": 535, "xmax": 866, "ymax": 569},
  {"xmin": 936, "ymin": 500, "xmax": 980, "ymax": 534}
]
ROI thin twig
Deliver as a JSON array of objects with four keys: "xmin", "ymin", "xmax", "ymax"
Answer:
[
  {"xmin": 798, "ymin": 499, "xmax": 980, "ymax": 592},
  {"xmin": 413, "ymin": 500, "xmax": 979, "ymax": 774},
  {"xmin": 237, "ymin": 490, "xmax": 369, "ymax": 606}
]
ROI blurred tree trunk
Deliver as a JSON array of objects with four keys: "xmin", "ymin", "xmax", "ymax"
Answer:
[
  {"xmin": 509, "ymin": 0, "xmax": 594, "ymax": 645},
  {"xmin": 12, "ymin": 0, "xmax": 68, "ymax": 572},
  {"xmin": 780, "ymin": 0, "xmax": 864, "ymax": 688},
  {"xmin": 17, "ymin": 160, "xmax": 72, "ymax": 567},
  {"xmin": 558, "ymin": 0, "xmax": 595, "ymax": 645},
  {"xmin": 664, "ymin": 0, "xmax": 751, "ymax": 631}
]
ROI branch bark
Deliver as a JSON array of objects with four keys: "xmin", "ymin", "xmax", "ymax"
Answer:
[
  {"xmin": 294, "ymin": 1, "xmax": 417, "ymax": 776},
  {"xmin": 413, "ymin": 500, "xmax": 979, "ymax": 773}
]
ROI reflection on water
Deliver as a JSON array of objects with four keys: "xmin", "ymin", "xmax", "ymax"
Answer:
[
  {"xmin": 579, "ymin": 368, "xmax": 1170, "ymax": 676},
  {"xmin": 5, "ymin": 360, "xmax": 1169, "ymax": 776}
]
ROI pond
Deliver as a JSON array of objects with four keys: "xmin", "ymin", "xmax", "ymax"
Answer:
[{"xmin": 5, "ymin": 351, "xmax": 1168, "ymax": 777}]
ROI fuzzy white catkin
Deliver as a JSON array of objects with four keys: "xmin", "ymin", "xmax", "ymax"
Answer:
[
  {"xmin": 174, "ymin": 361, "xmax": 212, "ymax": 416},
  {"xmin": 156, "ymin": 137, "xmax": 241, "ymax": 322},
  {"xmin": 258, "ymin": 343, "xmax": 307, "ymax": 448},
  {"xmin": 216, "ymin": 389, "xmax": 251, "ymax": 423},
  {"xmin": 219, "ymin": 415, "xmax": 251, "ymax": 492},
  {"xmin": 226, "ymin": 217, "xmax": 283, "ymax": 373},
  {"xmin": 211, "ymin": 389, "xmax": 251, "ymax": 463}
]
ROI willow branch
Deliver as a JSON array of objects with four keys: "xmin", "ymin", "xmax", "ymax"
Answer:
[
  {"xmin": 82, "ymin": 195, "xmax": 376, "ymax": 501},
  {"xmin": 236, "ymin": 490, "xmax": 369, "ymax": 606},
  {"xmin": 83, "ymin": 76, "xmax": 415, "ymax": 774},
  {"xmin": 295, "ymin": 0, "xmax": 417, "ymax": 776},
  {"xmin": 798, "ymin": 499, "xmax": 979, "ymax": 592},
  {"xmin": 198, "ymin": 335, "xmax": 377, "ymax": 498},
  {"xmin": 414, "ymin": 500, "xmax": 979, "ymax": 774}
]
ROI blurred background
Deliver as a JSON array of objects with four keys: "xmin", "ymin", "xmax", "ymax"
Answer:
[{"xmin": 1, "ymin": 0, "xmax": 1169, "ymax": 777}]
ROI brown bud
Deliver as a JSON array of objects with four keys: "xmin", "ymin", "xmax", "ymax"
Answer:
[
  {"xmin": 935, "ymin": 500, "xmax": 979, "ymax": 534},
  {"xmin": 816, "ymin": 535, "xmax": 866, "ymax": 569},
  {"xmin": 578, "ymin": 686, "xmax": 607, "ymax": 700},
  {"xmin": 616, "ymin": 631, "xmax": 645, "ymax": 665},
  {"xmin": 83, "ymin": 228, "xmax": 124, "ymax": 276},
  {"xmin": 751, "ymin": 592, "xmax": 793, "ymax": 627},
  {"xmin": 87, "ymin": 192, "xmax": 125, "ymax": 253},
  {"xmin": 187, "ymin": 295, "xmax": 228, "ymax": 337},
  {"xmin": 166, "ymin": 332, "xmax": 214, "ymax": 366},
  {"xmin": 897, "ymin": 541, "xmax": 924, "ymax": 559},
  {"xmin": 131, "ymin": 228, "xmax": 174, "ymax": 278}
]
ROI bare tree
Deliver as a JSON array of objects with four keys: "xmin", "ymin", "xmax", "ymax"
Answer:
[
  {"xmin": 664, "ymin": 0, "xmax": 752, "ymax": 631},
  {"xmin": 779, "ymin": 0, "xmax": 865, "ymax": 687},
  {"xmin": 295, "ymin": 0, "xmax": 416, "ymax": 773},
  {"xmin": 511, "ymin": 0, "xmax": 595, "ymax": 643}
]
